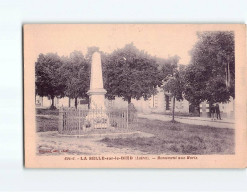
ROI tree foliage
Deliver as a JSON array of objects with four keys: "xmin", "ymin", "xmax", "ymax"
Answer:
[
  {"xmin": 35, "ymin": 53, "xmax": 65, "ymax": 108},
  {"xmin": 104, "ymin": 43, "xmax": 163, "ymax": 103},
  {"xmin": 163, "ymin": 66, "xmax": 185, "ymax": 102},
  {"xmin": 159, "ymin": 55, "xmax": 180, "ymax": 81},
  {"xmin": 61, "ymin": 51, "xmax": 90, "ymax": 108},
  {"xmin": 184, "ymin": 31, "xmax": 235, "ymax": 105}
]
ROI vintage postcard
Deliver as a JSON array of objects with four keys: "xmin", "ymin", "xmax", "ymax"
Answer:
[{"xmin": 24, "ymin": 24, "xmax": 247, "ymax": 168}]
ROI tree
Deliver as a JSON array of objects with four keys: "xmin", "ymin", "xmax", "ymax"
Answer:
[
  {"xmin": 35, "ymin": 53, "xmax": 65, "ymax": 109},
  {"xmin": 61, "ymin": 51, "xmax": 90, "ymax": 109},
  {"xmin": 183, "ymin": 64, "xmax": 207, "ymax": 107},
  {"xmin": 184, "ymin": 31, "xmax": 235, "ymax": 106},
  {"xmin": 159, "ymin": 55, "xmax": 180, "ymax": 81},
  {"xmin": 161, "ymin": 56, "xmax": 185, "ymax": 122},
  {"xmin": 104, "ymin": 43, "xmax": 163, "ymax": 104}
]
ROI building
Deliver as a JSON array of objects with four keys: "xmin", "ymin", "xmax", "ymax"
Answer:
[
  {"xmin": 35, "ymin": 88, "xmax": 189, "ymax": 114},
  {"xmin": 131, "ymin": 87, "xmax": 189, "ymax": 114},
  {"xmin": 36, "ymin": 88, "xmax": 234, "ymax": 119}
]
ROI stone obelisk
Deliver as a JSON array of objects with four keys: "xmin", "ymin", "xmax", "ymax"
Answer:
[{"xmin": 86, "ymin": 52, "xmax": 109, "ymax": 129}]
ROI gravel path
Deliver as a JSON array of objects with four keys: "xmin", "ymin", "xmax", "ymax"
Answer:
[
  {"xmin": 37, "ymin": 131, "xmax": 154, "ymax": 156},
  {"xmin": 138, "ymin": 113, "xmax": 234, "ymax": 129}
]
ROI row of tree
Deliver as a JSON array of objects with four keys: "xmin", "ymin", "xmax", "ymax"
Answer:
[
  {"xmin": 35, "ymin": 31, "xmax": 235, "ymax": 121},
  {"xmin": 35, "ymin": 43, "xmax": 163, "ymax": 109}
]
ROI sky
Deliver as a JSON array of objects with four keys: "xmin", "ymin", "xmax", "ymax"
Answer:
[{"xmin": 25, "ymin": 24, "xmax": 201, "ymax": 65}]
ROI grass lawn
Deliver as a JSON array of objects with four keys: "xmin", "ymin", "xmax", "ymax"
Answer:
[
  {"xmin": 36, "ymin": 108, "xmax": 59, "ymax": 116},
  {"xmin": 36, "ymin": 108, "xmax": 235, "ymax": 155},
  {"xmin": 100, "ymin": 118, "xmax": 235, "ymax": 155},
  {"xmin": 36, "ymin": 108, "xmax": 59, "ymax": 132},
  {"xmin": 36, "ymin": 115, "xmax": 59, "ymax": 132}
]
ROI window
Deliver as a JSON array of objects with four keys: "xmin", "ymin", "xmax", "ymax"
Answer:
[
  {"xmin": 149, "ymin": 95, "xmax": 158, "ymax": 108},
  {"xmin": 165, "ymin": 95, "xmax": 170, "ymax": 110}
]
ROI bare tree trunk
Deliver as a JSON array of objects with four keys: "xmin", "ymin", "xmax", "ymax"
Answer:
[
  {"xmin": 75, "ymin": 97, "xmax": 78, "ymax": 109},
  {"xmin": 172, "ymin": 96, "xmax": 175, "ymax": 122},
  {"xmin": 127, "ymin": 97, "xmax": 131, "ymax": 105},
  {"xmin": 196, "ymin": 103, "xmax": 200, "ymax": 116},
  {"xmin": 51, "ymin": 97, "xmax": 54, "ymax": 107},
  {"xmin": 69, "ymin": 98, "xmax": 71, "ymax": 107},
  {"xmin": 50, "ymin": 96, "xmax": 56, "ymax": 110}
]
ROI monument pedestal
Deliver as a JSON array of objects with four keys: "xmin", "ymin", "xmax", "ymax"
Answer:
[{"xmin": 86, "ymin": 89, "xmax": 109, "ymax": 129}]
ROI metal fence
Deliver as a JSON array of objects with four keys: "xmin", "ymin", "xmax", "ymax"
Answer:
[{"xmin": 58, "ymin": 107, "xmax": 136, "ymax": 135}]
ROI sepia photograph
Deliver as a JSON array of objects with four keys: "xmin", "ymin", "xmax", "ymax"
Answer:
[
  {"xmin": 24, "ymin": 24, "xmax": 246, "ymax": 168},
  {"xmin": 2, "ymin": 0, "xmax": 247, "ymax": 192}
]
